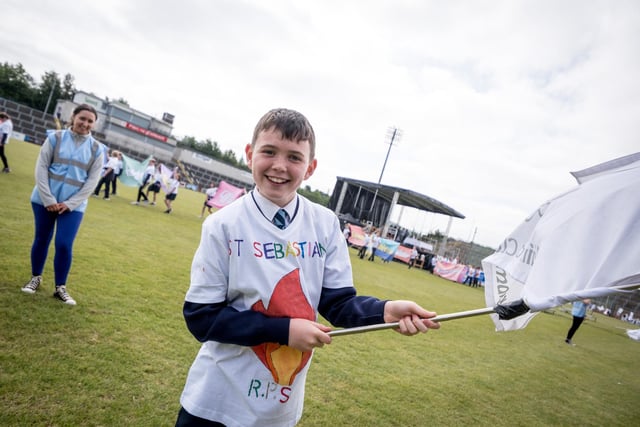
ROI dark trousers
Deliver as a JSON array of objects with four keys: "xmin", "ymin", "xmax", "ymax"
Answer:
[
  {"xmin": 94, "ymin": 171, "xmax": 115, "ymax": 198},
  {"xmin": 111, "ymin": 175, "xmax": 118, "ymax": 195},
  {"xmin": 566, "ymin": 316, "xmax": 585, "ymax": 340},
  {"xmin": 0, "ymin": 144, "xmax": 8, "ymax": 168},
  {"xmin": 358, "ymin": 245, "xmax": 367, "ymax": 259},
  {"xmin": 175, "ymin": 407, "xmax": 225, "ymax": 427},
  {"xmin": 137, "ymin": 184, "xmax": 149, "ymax": 202}
]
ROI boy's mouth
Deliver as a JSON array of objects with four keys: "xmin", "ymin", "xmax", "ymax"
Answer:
[{"xmin": 267, "ymin": 176, "xmax": 289, "ymax": 184}]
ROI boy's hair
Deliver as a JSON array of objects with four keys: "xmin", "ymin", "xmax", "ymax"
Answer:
[
  {"xmin": 252, "ymin": 108, "xmax": 316, "ymax": 160},
  {"xmin": 0, "ymin": 112, "xmax": 9, "ymax": 120}
]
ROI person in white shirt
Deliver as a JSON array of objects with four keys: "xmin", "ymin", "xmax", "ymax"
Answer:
[
  {"xmin": 93, "ymin": 150, "xmax": 119, "ymax": 200},
  {"xmin": 199, "ymin": 181, "xmax": 218, "ymax": 217},
  {"xmin": 111, "ymin": 151, "xmax": 123, "ymax": 195},
  {"xmin": 367, "ymin": 230, "xmax": 380, "ymax": 262},
  {"xmin": 175, "ymin": 108, "xmax": 440, "ymax": 427},
  {"xmin": 132, "ymin": 159, "xmax": 156, "ymax": 205},
  {"xmin": 164, "ymin": 171, "xmax": 180, "ymax": 214},
  {"xmin": 0, "ymin": 112, "xmax": 14, "ymax": 173},
  {"xmin": 146, "ymin": 163, "xmax": 163, "ymax": 205},
  {"xmin": 408, "ymin": 247, "xmax": 419, "ymax": 269}
]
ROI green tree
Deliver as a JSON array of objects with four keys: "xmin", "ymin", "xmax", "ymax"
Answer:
[
  {"xmin": 298, "ymin": 185, "xmax": 330, "ymax": 207},
  {"xmin": 221, "ymin": 149, "xmax": 238, "ymax": 166},
  {"xmin": 61, "ymin": 74, "xmax": 75, "ymax": 100},
  {"xmin": 37, "ymin": 71, "xmax": 62, "ymax": 114},
  {"xmin": 0, "ymin": 62, "xmax": 36, "ymax": 105}
]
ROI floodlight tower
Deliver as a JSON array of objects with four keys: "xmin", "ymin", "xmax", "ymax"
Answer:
[
  {"xmin": 368, "ymin": 127, "xmax": 402, "ymax": 227},
  {"xmin": 378, "ymin": 127, "xmax": 401, "ymax": 184}
]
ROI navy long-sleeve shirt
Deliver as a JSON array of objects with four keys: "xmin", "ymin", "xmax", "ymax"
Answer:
[{"xmin": 183, "ymin": 286, "xmax": 387, "ymax": 346}]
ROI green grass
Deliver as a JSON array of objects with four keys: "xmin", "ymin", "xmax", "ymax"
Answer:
[{"xmin": 1, "ymin": 141, "xmax": 639, "ymax": 426}]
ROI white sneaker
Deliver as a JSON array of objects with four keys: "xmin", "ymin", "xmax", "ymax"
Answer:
[
  {"xmin": 130, "ymin": 201, "xmax": 139, "ymax": 205},
  {"xmin": 53, "ymin": 286, "xmax": 77, "ymax": 305},
  {"xmin": 22, "ymin": 276, "xmax": 42, "ymax": 294}
]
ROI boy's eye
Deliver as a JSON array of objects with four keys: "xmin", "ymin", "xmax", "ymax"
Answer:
[{"xmin": 289, "ymin": 155, "xmax": 302, "ymax": 162}]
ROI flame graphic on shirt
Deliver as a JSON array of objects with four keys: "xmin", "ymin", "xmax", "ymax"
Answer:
[{"xmin": 251, "ymin": 269, "xmax": 315, "ymax": 386}]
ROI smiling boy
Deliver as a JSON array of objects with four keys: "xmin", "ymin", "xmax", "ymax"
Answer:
[{"xmin": 176, "ymin": 108, "xmax": 440, "ymax": 427}]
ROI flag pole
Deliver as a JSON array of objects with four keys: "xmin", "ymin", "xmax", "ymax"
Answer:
[
  {"xmin": 328, "ymin": 283, "xmax": 639, "ymax": 337},
  {"xmin": 328, "ymin": 307, "xmax": 495, "ymax": 337}
]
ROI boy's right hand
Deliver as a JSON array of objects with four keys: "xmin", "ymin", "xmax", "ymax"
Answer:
[{"xmin": 288, "ymin": 319, "xmax": 332, "ymax": 352}]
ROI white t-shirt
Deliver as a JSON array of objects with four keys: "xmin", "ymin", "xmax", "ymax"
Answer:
[
  {"xmin": 166, "ymin": 177, "xmax": 179, "ymax": 195},
  {"xmin": 205, "ymin": 186, "xmax": 218, "ymax": 199},
  {"xmin": 104, "ymin": 156, "xmax": 119, "ymax": 175},
  {"xmin": 181, "ymin": 192, "xmax": 352, "ymax": 427},
  {"xmin": 0, "ymin": 119, "xmax": 13, "ymax": 143}
]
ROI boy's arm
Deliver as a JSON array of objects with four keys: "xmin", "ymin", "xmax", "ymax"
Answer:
[
  {"xmin": 318, "ymin": 287, "xmax": 387, "ymax": 328},
  {"xmin": 183, "ymin": 301, "xmax": 290, "ymax": 346}
]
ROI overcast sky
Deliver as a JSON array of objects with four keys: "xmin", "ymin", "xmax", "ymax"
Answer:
[{"xmin": 3, "ymin": 0, "xmax": 639, "ymax": 247}]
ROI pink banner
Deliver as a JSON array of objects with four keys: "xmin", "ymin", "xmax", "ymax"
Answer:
[
  {"xmin": 434, "ymin": 260, "xmax": 468, "ymax": 282},
  {"xmin": 347, "ymin": 224, "xmax": 366, "ymax": 247},
  {"xmin": 393, "ymin": 245, "xmax": 412, "ymax": 263},
  {"xmin": 206, "ymin": 181, "xmax": 245, "ymax": 208}
]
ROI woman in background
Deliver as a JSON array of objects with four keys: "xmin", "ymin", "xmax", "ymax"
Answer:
[{"xmin": 21, "ymin": 104, "xmax": 105, "ymax": 306}]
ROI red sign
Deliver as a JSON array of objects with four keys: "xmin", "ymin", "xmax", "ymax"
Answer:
[{"xmin": 125, "ymin": 122, "xmax": 168, "ymax": 142}]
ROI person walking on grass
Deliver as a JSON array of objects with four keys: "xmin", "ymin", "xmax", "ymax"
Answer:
[
  {"xmin": 164, "ymin": 170, "xmax": 180, "ymax": 214},
  {"xmin": 93, "ymin": 149, "xmax": 119, "ymax": 200},
  {"xmin": 199, "ymin": 181, "xmax": 218, "ymax": 217},
  {"xmin": 0, "ymin": 112, "xmax": 14, "ymax": 173},
  {"xmin": 132, "ymin": 158, "xmax": 156, "ymax": 205},
  {"xmin": 175, "ymin": 108, "xmax": 440, "ymax": 427},
  {"xmin": 565, "ymin": 299, "xmax": 591, "ymax": 345},
  {"xmin": 21, "ymin": 104, "xmax": 105, "ymax": 306},
  {"xmin": 408, "ymin": 247, "xmax": 418, "ymax": 269},
  {"xmin": 367, "ymin": 230, "xmax": 379, "ymax": 262},
  {"xmin": 146, "ymin": 162, "xmax": 163, "ymax": 205}
]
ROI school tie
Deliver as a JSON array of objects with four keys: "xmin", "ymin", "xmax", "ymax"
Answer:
[{"xmin": 272, "ymin": 208, "xmax": 290, "ymax": 230}]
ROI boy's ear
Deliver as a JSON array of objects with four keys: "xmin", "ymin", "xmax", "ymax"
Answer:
[
  {"xmin": 304, "ymin": 158, "xmax": 317, "ymax": 180},
  {"xmin": 245, "ymin": 144, "xmax": 253, "ymax": 168}
]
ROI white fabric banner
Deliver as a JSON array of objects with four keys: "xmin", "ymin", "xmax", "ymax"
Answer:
[{"xmin": 483, "ymin": 152, "xmax": 640, "ymax": 331}]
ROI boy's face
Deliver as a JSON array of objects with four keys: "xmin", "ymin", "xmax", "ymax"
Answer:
[{"xmin": 246, "ymin": 127, "xmax": 317, "ymax": 207}]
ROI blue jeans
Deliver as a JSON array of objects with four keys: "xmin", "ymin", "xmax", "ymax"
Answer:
[{"xmin": 30, "ymin": 202, "xmax": 84, "ymax": 286}]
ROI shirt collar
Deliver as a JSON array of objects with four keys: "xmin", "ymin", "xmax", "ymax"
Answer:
[{"xmin": 252, "ymin": 189, "xmax": 298, "ymax": 220}]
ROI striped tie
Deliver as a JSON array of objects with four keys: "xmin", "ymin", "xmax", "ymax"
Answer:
[{"xmin": 272, "ymin": 208, "xmax": 289, "ymax": 229}]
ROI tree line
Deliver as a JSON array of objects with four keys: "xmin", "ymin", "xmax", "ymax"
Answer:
[{"xmin": 0, "ymin": 62, "xmax": 75, "ymax": 115}]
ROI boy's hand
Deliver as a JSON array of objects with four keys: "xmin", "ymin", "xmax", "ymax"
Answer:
[
  {"xmin": 288, "ymin": 319, "xmax": 332, "ymax": 352},
  {"xmin": 383, "ymin": 300, "xmax": 440, "ymax": 336}
]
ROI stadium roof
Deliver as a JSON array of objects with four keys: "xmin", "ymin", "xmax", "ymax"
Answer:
[{"xmin": 336, "ymin": 176, "xmax": 465, "ymax": 219}]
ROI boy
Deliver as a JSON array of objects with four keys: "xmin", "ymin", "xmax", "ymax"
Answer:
[
  {"xmin": 164, "ymin": 170, "xmax": 180, "ymax": 214},
  {"xmin": 0, "ymin": 112, "xmax": 13, "ymax": 172},
  {"xmin": 199, "ymin": 181, "xmax": 218, "ymax": 217},
  {"xmin": 131, "ymin": 158, "xmax": 155, "ymax": 205},
  {"xmin": 176, "ymin": 108, "xmax": 440, "ymax": 427}
]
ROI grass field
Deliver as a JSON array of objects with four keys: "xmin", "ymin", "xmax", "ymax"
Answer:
[{"xmin": 1, "ymin": 140, "xmax": 639, "ymax": 426}]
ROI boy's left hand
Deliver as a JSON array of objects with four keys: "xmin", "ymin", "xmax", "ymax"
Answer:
[{"xmin": 383, "ymin": 300, "xmax": 440, "ymax": 336}]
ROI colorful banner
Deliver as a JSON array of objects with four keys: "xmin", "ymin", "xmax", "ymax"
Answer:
[
  {"xmin": 207, "ymin": 180, "xmax": 245, "ymax": 208},
  {"xmin": 120, "ymin": 154, "xmax": 154, "ymax": 187},
  {"xmin": 375, "ymin": 238, "xmax": 400, "ymax": 262},
  {"xmin": 347, "ymin": 225, "xmax": 366, "ymax": 248},
  {"xmin": 393, "ymin": 245, "xmax": 412, "ymax": 263},
  {"xmin": 434, "ymin": 260, "xmax": 467, "ymax": 283}
]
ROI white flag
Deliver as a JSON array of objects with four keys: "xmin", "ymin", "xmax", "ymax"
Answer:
[{"xmin": 482, "ymin": 152, "xmax": 640, "ymax": 331}]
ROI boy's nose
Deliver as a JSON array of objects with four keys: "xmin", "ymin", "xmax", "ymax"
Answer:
[{"xmin": 271, "ymin": 155, "xmax": 287, "ymax": 170}]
